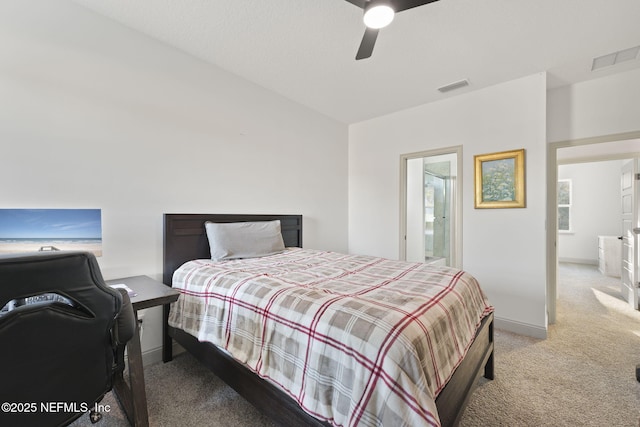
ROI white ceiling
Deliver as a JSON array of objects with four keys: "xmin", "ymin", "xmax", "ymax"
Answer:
[{"xmin": 72, "ymin": 0, "xmax": 640, "ymax": 124}]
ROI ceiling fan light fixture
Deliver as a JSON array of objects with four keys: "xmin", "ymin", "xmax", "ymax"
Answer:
[{"xmin": 363, "ymin": 2, "xmax": 395, "ymax": 29}]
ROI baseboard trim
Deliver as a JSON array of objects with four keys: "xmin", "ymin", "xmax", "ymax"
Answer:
[
  {"xmin": 141, "ymin": 342, "xmax": 184, "ymax": 367},
  {"xmin": 494, "ymin": 316, "xmax": 547, "ymax": 339},
  {"xmin": 558, "ymin": 257, "xmax": 598, "ymax": 266}
]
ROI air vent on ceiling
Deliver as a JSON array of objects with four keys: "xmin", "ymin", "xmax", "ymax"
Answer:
[
  {"xmin": 438, "ymin": 79, "xmax": 469, "ymax": 93},
  {"xmin": 592, "ymin": 46, "xmax": 640, "ymax": 71}
]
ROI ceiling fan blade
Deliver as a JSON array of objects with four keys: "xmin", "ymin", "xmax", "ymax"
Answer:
[
  {"xmin": 343, "ymin": 0, "xmax": 366, "ymax": 8},
  {"xmin": 356, "ymin": 27, "xmax": 379, "ymax": 60},
  {"xmin": 395, "ymin": 0, "xmax": 441, "ymax": 13},
  {"xmin": 343, "ymin": 0, "xmax": 441, "ymax": 12}
]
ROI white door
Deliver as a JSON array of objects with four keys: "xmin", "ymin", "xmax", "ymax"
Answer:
[
  {"xmin": 406, "ymin": 158, "xmax": 425, "ymax": 261},
  {"xmin": 620, "ymin": 159, "xmax": 639, "ymax": 310}
]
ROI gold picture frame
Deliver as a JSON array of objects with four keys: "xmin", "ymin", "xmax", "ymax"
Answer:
[{"xmin": 474, "ymin": 149, "xmax": 526, "ymax": 209}]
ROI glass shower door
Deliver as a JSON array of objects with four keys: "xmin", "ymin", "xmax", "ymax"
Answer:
[{"xmin": 424, "ymin": 168, "xmax": 451, "ymax": 265}]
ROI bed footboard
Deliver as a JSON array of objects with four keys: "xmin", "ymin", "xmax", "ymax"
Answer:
[
  {"xmin": 168, "ymin": 325, "xmax": 329, "ymax": 427},
  {"xmin": 167, "ymin": 313, "xmax": 494, "ymax": 427},
  {"xmin": 435, "ymin": 312, "xmax": 494, "ymax": 427}
]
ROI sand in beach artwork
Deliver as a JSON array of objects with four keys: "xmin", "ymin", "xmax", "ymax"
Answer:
[{"xmin": 0, "ymin": 209, "xmax": 102, "ymax": 256}]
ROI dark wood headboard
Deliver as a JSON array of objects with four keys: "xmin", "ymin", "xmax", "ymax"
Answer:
[{"xmin": 162, "ymin": 214, "xmax": 303, "ymax": 286}]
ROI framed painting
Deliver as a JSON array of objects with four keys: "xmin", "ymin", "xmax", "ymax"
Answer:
[{"xmin": 474, "ymin": 149, "xmax": 526, "ymax": 209}]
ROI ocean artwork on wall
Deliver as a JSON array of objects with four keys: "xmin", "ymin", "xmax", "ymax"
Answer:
[{"xmin": 0, "ymin": 209, "xmax": 102, "ymax": 256}]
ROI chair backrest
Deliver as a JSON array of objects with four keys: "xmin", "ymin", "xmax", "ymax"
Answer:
[{"xmin": 0, "ymin": 251, "xmax": 122, "ymax": 426}]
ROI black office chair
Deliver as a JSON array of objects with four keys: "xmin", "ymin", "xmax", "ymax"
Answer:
[{"xmin": 0, "ymin": 251, "xmax": 135, "ymax": 427}]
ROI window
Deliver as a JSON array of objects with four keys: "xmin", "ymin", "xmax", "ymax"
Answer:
[{"xmin": 557, "ymin": 179, "xmax": 571, "ymax": 232}]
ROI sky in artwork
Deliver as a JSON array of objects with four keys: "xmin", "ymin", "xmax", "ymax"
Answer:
[{"xmin": 0, "ymin": 209, "xmax": 102, "ymax": 239}]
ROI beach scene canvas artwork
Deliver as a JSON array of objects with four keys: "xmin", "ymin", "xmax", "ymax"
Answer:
[{"xmin": 0, "ymin": 209, "xmax": 102, "ymax": 256}]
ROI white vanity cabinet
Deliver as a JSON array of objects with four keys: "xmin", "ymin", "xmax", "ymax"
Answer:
[{"xmin": 598, "ymin": 235, "xmax": 621, "ymax": 277}]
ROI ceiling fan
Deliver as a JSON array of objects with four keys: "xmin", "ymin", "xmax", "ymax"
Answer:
[{"xmin": 344, "ymin": 0, "xmax": 441, "ymax": 60}]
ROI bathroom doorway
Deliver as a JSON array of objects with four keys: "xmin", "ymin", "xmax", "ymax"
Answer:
[{"xmin": 400, "ymin": 146, "xmax": 462, "ymax": 268}]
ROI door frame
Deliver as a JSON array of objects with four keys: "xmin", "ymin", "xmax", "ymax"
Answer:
[
  {"xmin": 546, "ymin": 131, "xmax": 640, "ymax": 324},
  {"xmin": 399, "ymin": 145, "xmax": 463, "ymax": 268}
]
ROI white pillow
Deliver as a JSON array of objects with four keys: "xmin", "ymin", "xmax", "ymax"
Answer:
[{"xmin": 204, "ymin": 220, "xmax": 285, "ymax": 261}]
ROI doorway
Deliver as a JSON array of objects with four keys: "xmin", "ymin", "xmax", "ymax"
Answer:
[
  {"xmin": 546, "ymin": 132, "xmax": 640, "ymax": 323},
  {"xmin": 400, "ymin": 146, "xmax": 462, "ymax": 268}
]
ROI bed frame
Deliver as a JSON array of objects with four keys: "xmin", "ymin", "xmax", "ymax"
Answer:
[{"xmin": 162, "ymin": 213, "xmax": 494, "ymax": 427}]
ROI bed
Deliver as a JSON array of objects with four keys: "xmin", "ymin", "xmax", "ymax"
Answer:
[{"xmin": 162, "ymin": 214, "xmax": 494, "ymax": 427}]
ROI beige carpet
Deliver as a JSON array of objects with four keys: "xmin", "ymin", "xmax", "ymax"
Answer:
[
  {"xmin": 71, "ymin": 263, "xmax": 640, "ymax": 426},
  {"xmin": 461, "ymin": 263, "xmax": 640, "ymax": 427}
]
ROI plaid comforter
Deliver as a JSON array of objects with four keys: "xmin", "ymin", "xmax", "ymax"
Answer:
[{"xmin": 168, "ymin": 248, "xmax": 493, "ymax": 427}]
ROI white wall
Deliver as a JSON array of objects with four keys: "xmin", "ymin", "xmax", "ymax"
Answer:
[
  {"xmin": 349, "ymin": 74, "xmax": 548, "ymax": 337},
  {"xmin": 0, "ymin": 0, "xmax": 348, "ymax": 361},
  {"xmin": 548, "ymin": 68, "xmax": 640, "ymax": 142},
  {"xmin": 558, "ymin": 160, "xmax": 623, "ymax": 264}
]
